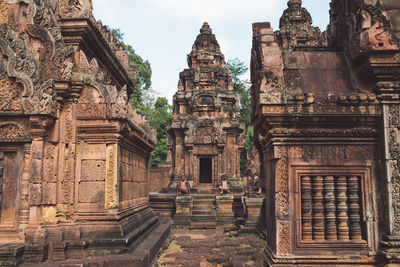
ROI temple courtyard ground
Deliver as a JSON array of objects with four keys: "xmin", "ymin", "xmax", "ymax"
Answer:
[{"xmin": 158, "ymin": 227, "xmax": 266, "ymax": 267}]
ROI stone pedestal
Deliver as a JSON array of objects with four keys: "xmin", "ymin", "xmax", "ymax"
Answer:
[
  {"xmin": 216, "ymin": 195, "xmax": 234, "ymax": 225},
  {"xmin": 174, "ymin": 195, "xmax": 192, "ymax": 226},
  {"xmin": 149, "ymin": 193, "xmax": 176, "ymax": 217},
  {"xmin": 243, "ymin": 197, "xmax": 264, "ymax": 231}
]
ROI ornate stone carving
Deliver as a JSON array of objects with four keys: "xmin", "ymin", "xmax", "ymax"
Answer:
[
  {"xmin": 330, "ymin": 0, "xmax": 399, "ymax": 57},
  {"xmin": 277, "ymin": 0, "xmax": 323, "ymax": 47},
  {"xmin": 166, "ymin": 23, "xmax": 244, "ymax": 189},
  {"xmin": 0, "ymin": 24, "xmax": 57, "ymax": 115},
  {"xmin": 277, "ymin": 146, "xmax": 289, "ymax": 218},
  {"xmin": 105, "ymin": 144, "xmax": 118, "ymax": 209},
  {"xmin": 0, "ymin": 121, "xmax": 30, "ymax": 142},
  {"xmin": 81, "ymin": 160, "xmax": 106, "ymax": 181},
  {"xmin": 0, "ymin": 76, "xmax": 22, "ymax": 112},
  {"xmin": 58, "ymin": 0, "xmax": 93, "ymax": 18},
  {"xmin": 31, "ymin": 79, "xmax": 57, "ymax": 115},
  {"xmin": 387, "ymin": 104, "xmax": 400, "ymax": 235},
  {"xmin": 43, "ymin": 143, "xmax": 57, "ymax": 183},
  {"xmin": 0, "ymin": 4, "xmax": 8, "ymax": 24},
  {"xmin": 61, "ymin": 144, "xmax": 74, "ymax": 204},
  {"xmin": 278, "ymin": 222, "xmax": 290, "ymax": 255},
  {"xmin": 108, "ymin": 85, "xmax": 128, "ymax": 119}
]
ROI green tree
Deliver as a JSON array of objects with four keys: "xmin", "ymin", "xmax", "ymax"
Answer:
[
  {"xmin": 110, "ymin": 28, "xmax": 171, "ymax": 167},
  {"xmin": 227, "ymin": 58, "xmax": 253, "ymax": 174},
  {"xmin": 109, "ymin": 28, "xmax": 153, "ymax": 112},
  {"xmin": 146, "ymin": 97, "xmax": 172, "ymax": 167}
]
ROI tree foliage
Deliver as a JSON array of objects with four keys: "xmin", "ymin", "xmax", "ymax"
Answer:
[
  {"xmin": 227, "ymin": 58, "xmax": 253, "ymax": 175},
  {"xmin": 145, "ymin": 97, "xmax": 172, "ymax": 167},
  {"xmin": 110, "ymin": 28, "xmax": 153, "ymax": 112},
  {"xmin": 110, "ymin": 28, "xmax": 171, "ymax": 167}
]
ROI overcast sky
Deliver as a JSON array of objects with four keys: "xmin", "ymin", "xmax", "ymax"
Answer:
[{"xmin": 93, "ymin": 0, "xmax": 331, "ymax": 103}]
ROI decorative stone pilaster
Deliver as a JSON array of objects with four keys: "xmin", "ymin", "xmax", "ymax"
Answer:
[
  {"xmin": 380, "ymin": 101, "xmax": 400, "ymax": 262},
  {"xmin": 216, "ymin": 195, "xmax": 234, "ymax": 225},
  {"xmin": 174, "ymin": 195, "xmax": 192, "ymax": 226},
  {"xmin": 105, "ymin": 143, "xmax": 119, "ymax": 210}
]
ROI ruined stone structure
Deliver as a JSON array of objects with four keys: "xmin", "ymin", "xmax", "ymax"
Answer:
[
  {"xmin": 251, "ymin": 0, "xmax": 400, "ymax": 265},
  {"xmin": 0, "ymin": 0, "xmax": 170, "ymax": 265},
  {"xmin": 167, "ymin": 23, "xmax": 245, "ymax": 191},
  {"xmin": 149, "ymin": 23, "xmax": 248, "ymax": 230}
]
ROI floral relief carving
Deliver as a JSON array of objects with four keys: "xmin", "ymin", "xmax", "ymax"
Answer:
[
  {"xmin": 58, "ymin": 0, "xmax": 93, "ymax": 18},
  {"xmin": 0, "ymin": 75, "xmax": 22, "ymax": 112},
  {"xmin": 279, "ymin": 222, "xmax": 290, "ymax": 255},
  {"xmin": 105, "ymin": 144, "xmax": 118, "ymax": 209},
  {"xmin": 108, "ymin": 85, "xmax": 128, "ymax": 119},
  {"xmin": 0, "ymin": 121, "xmax": 30, "ymax": 142},
  {"xmin": 277, "ymin": 146, "xmax": 289, "ymax": 218},
  {"xmin": 388, "ymin": 104, "xmax": 400, "ymax": 235}
]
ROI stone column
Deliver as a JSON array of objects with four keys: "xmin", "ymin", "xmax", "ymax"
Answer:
[
  {"xmin": 216, "ymin": 195, "xmax": 234, "ymax": 225},
  {"xmin": 380, "ymin": 99, "xmax": 400, "ymax": 262},
  {"xmin": 174, "ymin": 195, "xmax": 192, "ymax": 226},
  {"xmin": 25, "ymin": 116, "xmax": 55, "ymax": 263}
]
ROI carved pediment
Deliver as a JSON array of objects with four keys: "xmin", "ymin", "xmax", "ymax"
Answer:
[
  {"xmin": 0, "ymin": 121, "xmax": 30, "ymax": 142},
  {"xmin": 0, "ymin": 68, "xmax": 23, "ymax": 113}
]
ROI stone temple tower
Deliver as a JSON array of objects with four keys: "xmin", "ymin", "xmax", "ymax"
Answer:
[{"xmin": 166, "ymin": 22, "xmax": 245, "ymax": 192}]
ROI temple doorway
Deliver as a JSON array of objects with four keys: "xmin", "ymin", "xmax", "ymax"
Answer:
[
  {"xmin": 0, "ymin": 151, "xmax": 18, "ymax": 226},
  {"xmin": 199, "ymin": 158, "xmax": 212, "ymax": 184}
]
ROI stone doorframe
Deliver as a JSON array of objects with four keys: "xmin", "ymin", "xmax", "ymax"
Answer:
[
  {"xmin": 194, "ymin": 155, "xmax": 216, "ymax": 188},
  {"xmin": 0, "ymin": 145, "xmax": 24, "ymax": 241}
]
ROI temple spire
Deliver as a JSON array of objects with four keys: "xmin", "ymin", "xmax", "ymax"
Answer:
[
  {"xmin": 278, "ymin": 0, "xmax": 322, "ymax": 47},
  {"xmin": 200, "ymin": 22, "xmax": 212, "ymax": 35},
  {"xmin": 287, "ymin": 0, "xmax": 302, "ymax": 8}
]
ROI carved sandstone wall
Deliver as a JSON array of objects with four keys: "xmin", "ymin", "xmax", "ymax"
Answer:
[
  {"xmin": 251, "ymin": 0, "xmax": 400, "ymax": 265},
  {"xmin": 0, "ymin": 0, "xmax": 165, "ymax": 265},
  {"xmin": 167, "ymin": 23, "xmax": 245, "ymax": 191}
]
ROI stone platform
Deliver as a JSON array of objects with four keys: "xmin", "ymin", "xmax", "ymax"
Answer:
[
  {"xmin": 158, "ymin": 227, "xmax": 266, "ymax": 266},
  {"xmin": 17, "ymin": 218, "xmax": 171, "ymax": 267},
  {"xmin": 150, "ymin": 192, "xmax": 265, "ymax": 232}
]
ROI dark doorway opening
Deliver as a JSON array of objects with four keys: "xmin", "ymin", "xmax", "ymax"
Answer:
[{"xmin": 199, "ymin": 158, "xmax": 212, "ymax": 184}]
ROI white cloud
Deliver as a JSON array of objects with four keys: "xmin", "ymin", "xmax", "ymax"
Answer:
[{"xmin": 144, "ymin": 0, "xmax": 281, "ymax": 23}]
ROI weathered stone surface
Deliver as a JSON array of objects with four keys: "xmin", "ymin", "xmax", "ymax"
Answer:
[
  {"xmin": 0, "ymin": 0, "xmax": 168, "ymax": 266},
  {"xmin": 158, "ymin": 228, "xmax": 266, "ymax": 267},
  {"xmin": 251, "ymin": 0, "xmax": 400, "ymax": 265},
  {"xmin": 166, "ymin": 23, "xmax": 245, "ymax": 192}
]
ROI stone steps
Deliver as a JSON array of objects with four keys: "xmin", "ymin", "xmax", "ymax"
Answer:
[
  {"xmin": 0, "ymin": 243, "xmax": 24, "ymax": 267},
  {"xmin": 191, "ymin": 215, "xmax": 217, "ymax": 222},
  {"xmin": 192, "ymin": 210, "xmax": 216, "ymax": 216},
  {"xmin": 192, "ymin": 204, "xmax": 214, "ymax": 210},
  {"xmin": 190, "ymin": 194, "xmax": 217, "ymax": 228},
  {"xmin": 20, "ymin": 218, "xmax": 171, "ymax": 267}
]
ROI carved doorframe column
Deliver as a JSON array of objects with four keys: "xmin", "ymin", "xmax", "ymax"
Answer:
[
  {"xmin": 28, "ymin": 116, "xmax": 55, "ymax": 225},
  {"xmin": 380, "ymin": 96, "xmax": 400, "ymax": 260}
]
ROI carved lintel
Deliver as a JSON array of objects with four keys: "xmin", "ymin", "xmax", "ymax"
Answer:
[
  {"xmin": 0, "ymin": 121, "xmax": 30, "ymax": 143},
  {"xmin": 29, "ymin": 116, "xmax": 54, "ymax": 140},
  {"xmin": 105, "ymin": 143, "xmax": 119, "ymax": 210}
]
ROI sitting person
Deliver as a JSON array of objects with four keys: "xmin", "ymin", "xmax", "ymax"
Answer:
[
  {"xmin": 218, "ymin": 175, "xmax": 230, "ymax": 194},
  {"xmin": 252, "ymin": 173, "xmax": 262, "ymax": 195},
  {"xmin": 176, "ymin": 176, "xmax": 190, "ymax": 194},
  {"xmin": 245, "ymin": 170, "xmax": 254, "ymax": 197}
]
